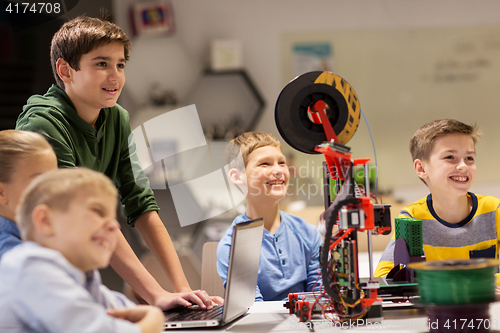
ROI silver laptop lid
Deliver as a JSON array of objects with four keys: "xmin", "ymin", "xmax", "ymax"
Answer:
[{"xmin": 222, "ymin": 218, "xmax": 264, "ymax": 324}]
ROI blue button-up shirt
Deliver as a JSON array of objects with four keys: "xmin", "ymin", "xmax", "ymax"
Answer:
[
  {"xmin": 217, "ymin": 211, "xmax": 322, "ymax": 301},
  {"xmin": 0, "ymin": 215, "xmax": 21, "ymax": 260},
  {"xmin": 0, "ymin": 242, "xmax": 140, "ymax": 333}
]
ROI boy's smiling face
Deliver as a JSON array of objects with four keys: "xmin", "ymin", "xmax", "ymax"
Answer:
[
  {"xmin": 63, "ymin": 41, "xmax": 126, "ymax": 119},
  {"xmin": 242, "ymin": 146, "xmax": 290, "ymax": 204},
  {"xmin": 48, "ymin": 189, "xmax": 120, "ymax": 272},
  {"xmin": 415, "ymin": 133, "xmax": 476, "ymax": 198}
]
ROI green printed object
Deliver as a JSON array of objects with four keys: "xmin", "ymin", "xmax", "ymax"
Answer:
[{"xmin": 395, "ymin": 218, "xmax": 424, "ymax": 256}]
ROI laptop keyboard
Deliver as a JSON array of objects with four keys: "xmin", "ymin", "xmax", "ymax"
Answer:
[{"xmin": 164, "ymin": 305, "xmax": 224, "ymax": 322}]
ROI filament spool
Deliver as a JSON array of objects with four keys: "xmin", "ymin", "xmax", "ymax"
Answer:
[
  {"xmin": 409, "ymin": 259, "xmax": 498, "ymax": 305},
  {"xmin": 275, "ymin": 71, "xmax": 361, "ymax": 154},
  {"xmin": 409, "ymin": 259, "xmax": 499, "ymax": 333}
]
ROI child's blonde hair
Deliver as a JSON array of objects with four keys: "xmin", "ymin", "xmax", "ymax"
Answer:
[
  {"xmin": 226, "ymin": 132, "xmax": 282, "ymax": 170},
  {"xmin": 409, "ymin": 119, "xmax": 480, "ymax": 162},
  {"xmin": 0, "ymin": 130, "xmax": 54, "ymax": 183},
  {"xmin": 16, "ymin": 168, "xmax": 118, "ymax": 241}
]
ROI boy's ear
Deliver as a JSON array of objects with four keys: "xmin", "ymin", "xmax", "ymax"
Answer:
[
  {"xmin": 414, "ymin": 159, "xmax": 428, "ymax": 180},
  {"xmin": 228, "ymin": 168, "xmax": 244, "ymax": 186},
  {"xmin": 0, "ymin": 183, "xmax": 8, "ymax": 205},
  {"xmin": 56, "ymin": 58, "xmax": 72, "ymax": 84},
  {"xmin": 31, "ymin": 204, "xmax": 56, "ymax": 237}
]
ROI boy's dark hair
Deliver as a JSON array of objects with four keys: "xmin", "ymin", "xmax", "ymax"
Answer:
[
  {"xmin": 50, "ymin": 16, "xmax": 131, "ymax": 90},
  {"xmin": 226, "ymin": 132, "xmax": 281, "ymax": 170}
]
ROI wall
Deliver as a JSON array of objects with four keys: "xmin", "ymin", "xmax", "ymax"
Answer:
[
  {"xmin": 0, "ymin": 0, "xmax": 112, "ymax": 130},
  {"xmin": 113, "ymin": 0, "xmax": 500, "ymax": 202}
]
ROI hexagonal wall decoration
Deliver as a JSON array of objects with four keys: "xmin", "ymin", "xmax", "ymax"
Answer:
[{"xmin": 186, "ymin": 70, "xmax": 265, "ymax": 140}]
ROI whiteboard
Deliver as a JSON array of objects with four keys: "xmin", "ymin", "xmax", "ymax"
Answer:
[{"xmin": 281, "ymin": 25, "xmax": 500, "ymax": 199}]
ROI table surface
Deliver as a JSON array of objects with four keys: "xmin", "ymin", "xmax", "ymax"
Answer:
[
  {"xmin": 163, "ymin": 251, "xmax": 496, "ymax": 332},
  {"xmin": 164, "ymin": 300, "xmax": 500, "ymax": 332}
]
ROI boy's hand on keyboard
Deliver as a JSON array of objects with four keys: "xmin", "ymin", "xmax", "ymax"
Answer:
[
  {"xmin": 210, "ymin": 296, "xmax": 224, "ymax": 305},
  {"xmin": 154, "ymin": 290, "xmax": 222, "ymax": 311}
]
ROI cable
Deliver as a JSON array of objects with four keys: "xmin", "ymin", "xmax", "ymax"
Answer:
[
  {"xmin": 360, "ymin": 109, "xmax": 378, "ymax": 198},
  {"xmin": 329, "ymin": 228, "xmax": 355, "ymax": 251}
]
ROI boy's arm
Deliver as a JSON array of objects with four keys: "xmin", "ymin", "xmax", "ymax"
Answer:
[
  {"xmin": 374, "ymin": 238, "xmax": 396, "ymax": 277},
  {"xmin": 108, "ymin": 306, "xmax": 164, "ymax": 333},
  {"xmin": 109, "ymin": 228, "xmax": 215, "ymax": 309},
  {"xmin": 116, "ymin": 120, "xmax": 223, "ymax": 304},
  {"xmin": 134, "ymin": 211, "xmax": 191, "ymax": 292},
  {"xmin": 109, "ymin": 229, "xmax": 170, "ymax": 305},
  {"xmin": 495, "ymin": 203, "xmax": 500, "ymax": 287},
  {"xmin": 216, "ymin": 230, "xmax": 232, "ymax": 289},
  {"xmin": 12, "ymin": 260, "xmax": 142, "ymax": 333},
  {"xmin": 255, "ymin": 285, "xmax": 264, "ymax": 302}
]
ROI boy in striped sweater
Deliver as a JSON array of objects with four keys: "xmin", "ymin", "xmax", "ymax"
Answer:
[{"xmin": 375, "ymin": 119, "xmax": 500, "ymax": 277}]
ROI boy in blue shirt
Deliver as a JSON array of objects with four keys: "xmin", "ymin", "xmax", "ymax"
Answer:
[
  {"xmin": 0, "ymin": 168, "xmax": 164, "ymax": 332},
  {"xmin": 216, "ymin": 132, "xmax": 322, "ymax": 301}
]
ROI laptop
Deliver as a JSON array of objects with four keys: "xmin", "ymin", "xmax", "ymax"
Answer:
[{"xmin": 163, "ymin": 218, "xmax": 264, "ymax": 329}]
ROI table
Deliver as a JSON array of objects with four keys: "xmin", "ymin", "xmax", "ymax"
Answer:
[
  {"xmin": 235, "ymin": 301, "xmax": 428, "ymax": 332},
  {"xmin": 166, "ymin": 251, "xmax": 496, "ymax": 332},
  {"xmin": 169, "ymin": 301, "xmax": 500, "ymax": 332}
]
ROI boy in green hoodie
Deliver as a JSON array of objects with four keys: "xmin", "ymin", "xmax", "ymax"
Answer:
[{"xmin": 16, "ymin": 16, "xmax": 222, "ymax": 309}]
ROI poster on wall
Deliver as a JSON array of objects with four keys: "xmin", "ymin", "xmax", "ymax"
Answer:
[
  {"xmin": 130, "ymin": 0, "xmax": 175, "ymax": 36},
  {"xmin": 292, "ymin": 42, "xmax": 333, "ymax": 77}
]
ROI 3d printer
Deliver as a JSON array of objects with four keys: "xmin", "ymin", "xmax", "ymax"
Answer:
[{"xmin": 275, "ymin": 71, "xmax": 400, "ymax": 323}]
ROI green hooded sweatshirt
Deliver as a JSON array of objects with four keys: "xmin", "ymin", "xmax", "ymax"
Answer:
[{"xmin": 16, "ymin": 85, "xmax": 159, "ymax": 226}]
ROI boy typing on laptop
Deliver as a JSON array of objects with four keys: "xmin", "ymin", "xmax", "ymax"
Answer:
[
  {"xmin": 16, "ymin": 15, "xmax": 220, "ymax": 308},
  {"xmin": 0, "ymin": 168, "xmax": 164, "ymax": 332}
]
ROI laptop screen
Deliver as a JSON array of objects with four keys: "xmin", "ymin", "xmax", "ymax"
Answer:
[{"xmin": 222, "ymin": 218, "xmax": 264, "ymax": 323}]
